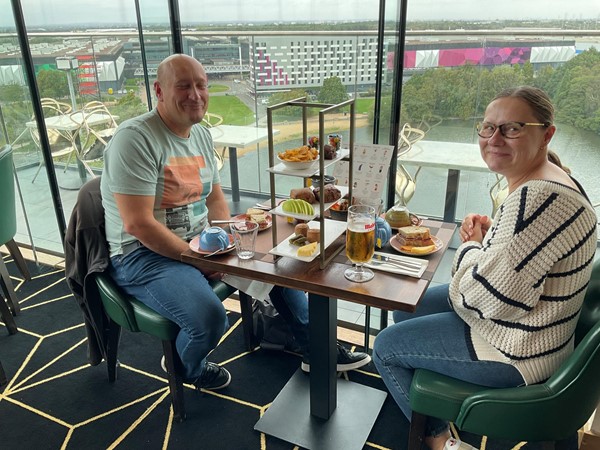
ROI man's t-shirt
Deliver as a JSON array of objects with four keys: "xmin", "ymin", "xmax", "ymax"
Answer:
[{"xmin": 101, "ymin": 109, "xmax": 220, "ymax": 257}]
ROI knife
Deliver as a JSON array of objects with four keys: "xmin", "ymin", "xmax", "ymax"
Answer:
[{"xmin": 372, "ymin": 253, "xmax": 424, "ymax": 268}]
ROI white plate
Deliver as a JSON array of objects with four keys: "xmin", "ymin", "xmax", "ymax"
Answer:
[
  {"xmin": 390, "ymin": 235, "xmax": 443, "ymax": 256},
  {"xmin": 269, "ymin": 219, "xmax": 347, "ymax": 262}
]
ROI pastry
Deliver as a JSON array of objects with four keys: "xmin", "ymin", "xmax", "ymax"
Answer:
[
  {"xmin": 306, "ymin": 228, "xmax": 320, "ymax": 243},
  {"xmin": 290, "ymin": 187, "xmax": 316, "ymax": 204},
  {"xmin": 295, "ymin": 223, "xmax": 309, "ymax": 237},
  {"xmin": 313, "ymin": 184, "xmax": 341, "ymax": 203}
]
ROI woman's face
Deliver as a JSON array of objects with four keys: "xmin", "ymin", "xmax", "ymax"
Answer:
[{"xmin": 479, "ymin": 97, "xmax": 555, "ymax": 180}]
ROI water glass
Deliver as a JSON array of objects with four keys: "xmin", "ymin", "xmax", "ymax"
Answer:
[{"xmin": 230, "ymin": 221, "xmax": 259, "ymax": 259}]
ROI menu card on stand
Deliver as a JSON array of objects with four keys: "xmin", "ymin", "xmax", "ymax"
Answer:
[{"xmin": 332, "ymin": 143, "xmax": 394, "ymax": 207}]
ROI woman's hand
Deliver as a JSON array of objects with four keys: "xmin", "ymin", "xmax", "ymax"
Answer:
[{"xmin": 459, "ymin": 213, "xmax": 491, "ymax": 244}]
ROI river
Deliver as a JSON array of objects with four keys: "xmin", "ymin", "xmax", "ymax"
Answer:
[{"xmin": 220, "ymin": 120, "xmax": 600, "ymax": 221}]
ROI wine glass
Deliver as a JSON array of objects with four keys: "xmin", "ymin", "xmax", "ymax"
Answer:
[{"xmin": 344, "ymin": 205, "xmax": 376, "ymax": 282}]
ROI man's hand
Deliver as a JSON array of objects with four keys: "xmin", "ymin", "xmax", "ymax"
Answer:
[{"xmin": 459, "ymin": 213, "xmax": 491, "ymax": 244}]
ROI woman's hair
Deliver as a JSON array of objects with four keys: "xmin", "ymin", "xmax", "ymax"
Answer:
[
  {"xmin": 493, "ymin": 86, "xmax": 554, "ymax": 126},
  {"xmin": 548, "ymin": 149, "xmax": 571, "ymax": 174},
  {"xmin": 494, "ymin": 86, "xmax": 569, "ymax": 174}
]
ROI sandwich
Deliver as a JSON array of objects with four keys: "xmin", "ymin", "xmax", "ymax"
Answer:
[
  {"xmin": 397, "ymin": 226, "xmax": 435, "ymax": 253},
  {"xmin": 246, "ymin": 208, "xmax": 268, "ymax": 229}
]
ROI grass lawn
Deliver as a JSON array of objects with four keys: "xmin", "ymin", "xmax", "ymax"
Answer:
[
  {"xmin": 355, "ymin": 98, "xmax": 374, "ymax": 114},
  {"xmin": 208, "ymin": 84, "xmax": 230, "ymax": 94},
  {"xmin": 208, "ymin": 96, "xmax": 255, "ymax": 125}
]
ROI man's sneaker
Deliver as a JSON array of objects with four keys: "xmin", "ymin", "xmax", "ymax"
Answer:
[
  {"xmin": 301, "ymin": 342, "xmax": 371, "ymax": 373},
  {"xmin": 160, "ymin": 357, "xmax": 231, "ymax": 391},
  {"xmin": 194, "ymin": 362, "xmax": 232, "ymax": 391}
]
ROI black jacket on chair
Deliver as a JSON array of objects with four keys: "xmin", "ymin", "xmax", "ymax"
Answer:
[{"xmin": 65, "ymin": 177, "xmax": 110, "ymax": 366}]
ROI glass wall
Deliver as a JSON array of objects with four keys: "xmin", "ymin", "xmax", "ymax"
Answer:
[{"xmin": 2, "ymin": 0, "xmax": 599, "ymax": 257}]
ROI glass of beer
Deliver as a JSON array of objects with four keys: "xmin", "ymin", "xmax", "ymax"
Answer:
[{"xmin": 345, "ymin": 204, "xmax": 376, "ymax": 282}]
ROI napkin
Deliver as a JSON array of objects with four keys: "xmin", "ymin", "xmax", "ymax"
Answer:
[
  {"xmin": 364, "ymin": 252, "xmax": 428, "ymax": 278},
  {"xmin": 222, "ymin": 274, "xmax": 274, "ymax": 302}
]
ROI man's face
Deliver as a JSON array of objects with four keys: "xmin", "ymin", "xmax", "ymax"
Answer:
[{"xmin": 155, "ymin": 56, "xmax": 209, "ymax": 136}]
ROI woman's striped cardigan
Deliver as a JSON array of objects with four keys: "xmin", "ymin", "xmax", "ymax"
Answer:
[{"xmin": 450, "ymin": 179, "xmax": 597, "ymax": 384}]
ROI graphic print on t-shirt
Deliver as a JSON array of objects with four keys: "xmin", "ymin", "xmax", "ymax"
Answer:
[{"xmin": 162, "ymin": 155, "xmax": 207, "ymax": 233}]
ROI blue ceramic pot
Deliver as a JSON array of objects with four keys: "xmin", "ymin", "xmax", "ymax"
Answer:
[
  {"xmin": 375, "ymin": 216, "xmax": 392, "ymax": 249},
  {"xmin": 199, "ymin": 227, "xmax": 230, "ymax": 251}
]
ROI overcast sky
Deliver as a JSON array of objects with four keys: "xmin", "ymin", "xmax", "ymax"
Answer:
[{"xmin": 2, "ymin": 0, "xmax": 600, "ymax": 27}]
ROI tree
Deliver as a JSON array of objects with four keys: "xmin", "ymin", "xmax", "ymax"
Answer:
[
  {"xmin": 110, "ymin": 91, "xmax": 147, "ymax": 122},
  {"xmin": 36, "ymin": 69, "xmax": 70, "ymax": 100},
  {"xmin": 317, "ymin": 76, "xmax": 348, "ymax": 105},
  {"xmin": 0, "ymin": 83, "xmax": 27, "ymax": 102},
  {"xmin": 269, "ymin": 89, "xmax": 310, "ymax": 118}
]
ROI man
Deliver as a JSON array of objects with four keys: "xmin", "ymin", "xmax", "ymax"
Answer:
[{"xmin": 101, "ymin": 54, "xmax": 369, "ymax": 392}]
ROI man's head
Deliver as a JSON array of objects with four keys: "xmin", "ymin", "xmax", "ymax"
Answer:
[{"xmin": 154, "ymin": 54, "xmax": 209, "ymax": 138}]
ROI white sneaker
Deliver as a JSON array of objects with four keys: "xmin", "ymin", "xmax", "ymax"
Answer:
[{"xmin": 444, "ymin": 438, "xmax": 478, "ymax": 450}]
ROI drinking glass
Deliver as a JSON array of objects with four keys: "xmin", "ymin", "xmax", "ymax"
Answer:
[
  {"xmin": 344, "ymin": 205, "xmax": 376, "ymax": 282},
  {"xmin": 230, "ymin": 221, "xmax": 259, "ymax": 259}
]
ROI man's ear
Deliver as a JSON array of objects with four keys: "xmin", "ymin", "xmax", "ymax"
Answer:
[{"xmin": 154, "ymin": 81, "xmax": 162, "ymax": 101}]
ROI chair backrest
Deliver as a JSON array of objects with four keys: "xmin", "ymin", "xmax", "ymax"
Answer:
[
  {"xmin": 576, "ymin": 258, "xmax": 600, "ymax": 344},
  {"xmin": 0, "ymin": 145, "xmax": 16, "ymax": 245},
  {"xmin": 395, "ymin": 123, "xmax": 426, "ymax": 206},
  {"xmin": 456, "ymin": 258, "xmax": 600, "ymax": 441},
  {"xmin": 30, "ymin": 99, "xmax": 76, "ymax": 151},
  {"xmin": 78, "ymin": 102, "xmax": 118, "ymax": 161}
]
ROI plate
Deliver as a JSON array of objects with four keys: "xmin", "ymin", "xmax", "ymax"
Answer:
[
  {"xmin": 390, "ymin": 235, "xmax": 443, "ymax": 256},
  {"xmin": 231, "ymin": 213, "xmax": 272, "ymax": 231},
  {"xmin": 189, "ymin": 234, "xmax": 235, "ymax": 255},
  {"xmin": 269, "ymin": 219, "xmax": 347, "ymax": 262}
]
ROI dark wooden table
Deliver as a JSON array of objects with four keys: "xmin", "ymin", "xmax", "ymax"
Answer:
[{"xmin": 181, "ymin": 216, "xmax": 456, "ymax": 450}]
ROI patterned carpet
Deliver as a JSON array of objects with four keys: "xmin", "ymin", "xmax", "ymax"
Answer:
[
  {"xmin": 0, "ymin": 254, "xmax": 409, "ymax": 450},
  {"xmin": 1, "ymin": 253, "xmax": 574, "ymax": 450}
]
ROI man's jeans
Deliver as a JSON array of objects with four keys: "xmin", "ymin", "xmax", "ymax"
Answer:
[
  {"xmin": 372, "ymin": 284, "xmax": 524, "ymax": 437},
  {"xmin": 109, "ymin": 246, "xmax": 310, "ymax": 381}
]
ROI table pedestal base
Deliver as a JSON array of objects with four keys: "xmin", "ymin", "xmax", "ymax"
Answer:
[{"xmin": 255, "ymin": 370, "xmax": 387, "ymax": 450}]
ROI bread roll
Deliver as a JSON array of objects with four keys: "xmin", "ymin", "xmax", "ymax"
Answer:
[
  {"xmin": 295, "ymin": 223, "xmax": 309, "ymax": 237},
  {"xmin": 307, "ymin": 228, "xmax": 320, "ymax": 243},
  {"xmin": 290, "ymin": 187, "xmax": 316, "ymax": 204}
]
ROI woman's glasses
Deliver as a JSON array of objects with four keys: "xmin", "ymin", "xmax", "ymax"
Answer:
[{"xmin": 476, "ymin": 121, "xmax": 550, "ymax": 139}]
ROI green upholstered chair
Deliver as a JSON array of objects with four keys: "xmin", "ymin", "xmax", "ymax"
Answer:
[
  {"xmin": 95, "ymin": 272, "xmax": 239, "ymax": 422},
  {"xmin": 408, "ymin": 258, "xmax": 600, "ymax": 450},
  {"xmin": 0, "ymin": 145, "xmax": 30, "ymax": 320}
]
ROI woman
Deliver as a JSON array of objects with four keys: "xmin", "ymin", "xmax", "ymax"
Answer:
[{"xmin": 373, "ymin": 86, "xmax": 597, "ymax": 450}]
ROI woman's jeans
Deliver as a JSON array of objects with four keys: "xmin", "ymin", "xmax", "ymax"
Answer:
[
  {"xmin": 109, "ymin": 247, "xmax": 309, "ymax": 381},
  {"xmin": 372, "ymin": 284, "xmax": 525, "ymax": 437}
]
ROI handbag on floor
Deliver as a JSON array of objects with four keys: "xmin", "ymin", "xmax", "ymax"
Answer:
[{"xmin": 252, "ymin": 298, "xmax": 300, "ymax": 352}]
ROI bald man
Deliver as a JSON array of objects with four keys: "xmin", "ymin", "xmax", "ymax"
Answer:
[{"xmin": 101, "ymin": 54, "xmax": 369, "ymax": 393}]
